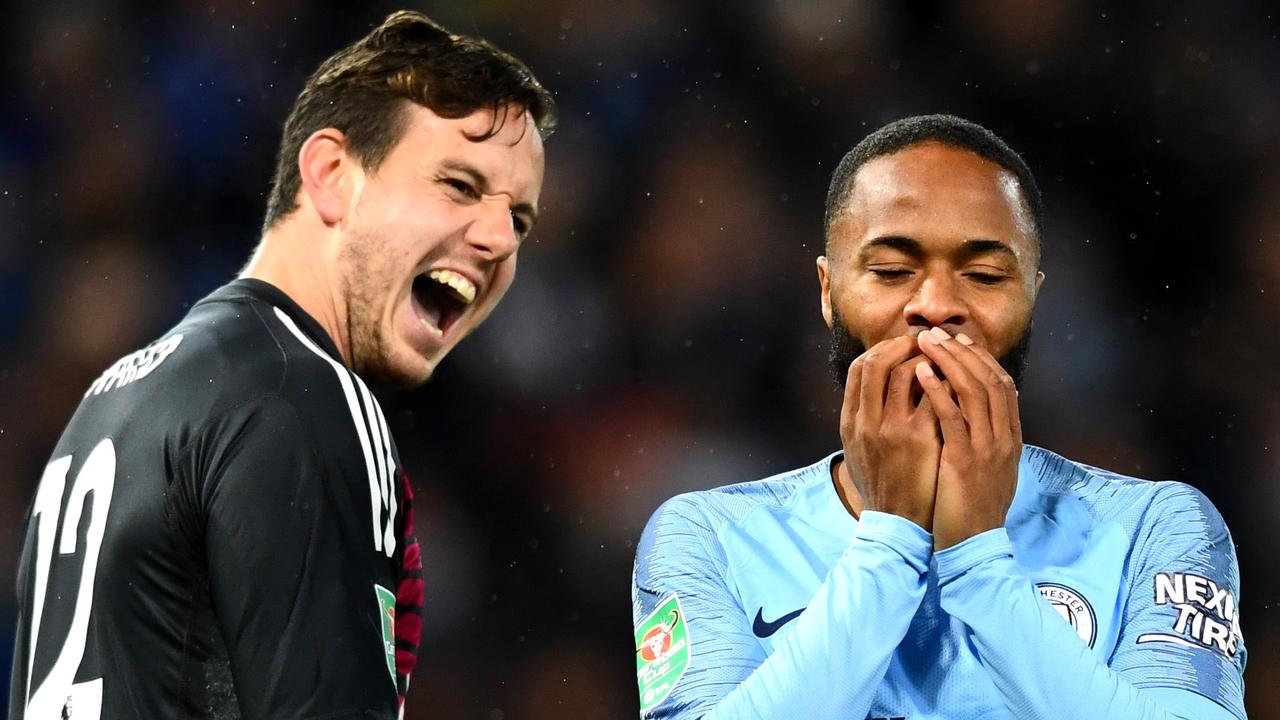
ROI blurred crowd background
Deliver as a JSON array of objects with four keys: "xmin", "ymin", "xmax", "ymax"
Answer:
[{"xmin": 2, "ymin": 1, "xmax": 1278, "ymax": 717}]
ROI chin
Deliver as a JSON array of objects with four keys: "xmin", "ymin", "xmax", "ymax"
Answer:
[
  {"xmin": 395, "ymin": 356, "xmax": 438, "ymax": 389},
  {"xmin": 357, "ymin": 348, "xmax": 437, "ymax": 391},
  {"xmin": 378, "ymin": 368, "xmax": 433, "ymax": 391}
]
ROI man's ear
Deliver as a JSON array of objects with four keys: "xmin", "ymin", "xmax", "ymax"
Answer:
[
  {"xmin": 297, "ymin": 128, "xmax": 352, "ymax": 225},
  {"xmin": 817, "ymin": 256, "xmax": 834, "ymax": 329}
]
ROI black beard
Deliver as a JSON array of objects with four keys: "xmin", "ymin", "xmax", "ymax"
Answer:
[{"xmin": 828, "ymin": 309, "xmax": 1034, "ymax": 390}]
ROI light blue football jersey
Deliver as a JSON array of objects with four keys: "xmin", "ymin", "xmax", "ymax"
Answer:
[{"xmin": 631, "ymin": 445, "xmax": 1246, "ymax": 719}]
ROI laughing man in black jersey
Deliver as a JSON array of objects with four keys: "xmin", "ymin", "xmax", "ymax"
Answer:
[{"xmin": 10, "ymin": 11, "xmax": 555, "ymax": 720}]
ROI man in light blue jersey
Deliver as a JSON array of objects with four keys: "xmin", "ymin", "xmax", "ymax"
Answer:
[{"xmin": 631, "ymin": 115, "xmax": 1246, "ymax": 719}]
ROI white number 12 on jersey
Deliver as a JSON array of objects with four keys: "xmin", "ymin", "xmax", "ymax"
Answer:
[{"xmin": 24, "ymin": 438, "xmax": 116, "ymax": 720}]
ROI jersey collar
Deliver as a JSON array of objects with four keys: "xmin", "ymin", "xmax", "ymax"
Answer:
[{"xmin": 212, "ymin": 278, "xmax": 347, "ymax": 364}]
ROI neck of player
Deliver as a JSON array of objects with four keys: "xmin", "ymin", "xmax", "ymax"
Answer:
[
  {"xmin": 241, "ymin": 221, "xmax": 354, "ymax": 367},
  {"xmin": 831, "ymin": 458, "xmax": 865, "ymax": 519}
]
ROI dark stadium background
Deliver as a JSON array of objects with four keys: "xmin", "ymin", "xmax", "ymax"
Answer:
[{"xmin": 2, "ymin": 1, "xmax": 1277, "ymax": 717}]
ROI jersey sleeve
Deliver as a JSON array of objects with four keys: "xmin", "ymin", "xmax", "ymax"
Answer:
[
  {"xmin": 936, "ymin": 482, "xmax": 1245, "ymax": 720},
  {"xmin": 632, "ymin": 498, "xmax": 932, "ymax": 720},
  {"xmin": 194, "ymin": 395, "xmax": 401, "ymax": 720},
  {"xmin": 1112, "ymin": 482, "xmax": 1246, "ymax": 716}
]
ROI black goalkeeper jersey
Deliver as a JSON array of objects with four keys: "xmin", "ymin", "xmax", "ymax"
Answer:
[{"xmin": 10, "ymin": 279, "xmax": 423, "ymax": 720}]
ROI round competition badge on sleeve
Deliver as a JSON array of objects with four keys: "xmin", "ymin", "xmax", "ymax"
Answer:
[
  {"xmin": 1036, "ymin": 582, "xmax": 1097, "ymax": 648},
  {"xmin": 635, "ymin": 593, "xmax": 690, "ymax": 712}
]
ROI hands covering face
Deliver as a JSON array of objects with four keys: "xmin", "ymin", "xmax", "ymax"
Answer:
[{"xmin": 838, "ymin": 329, "xmax": 1022, "ymax": 550}]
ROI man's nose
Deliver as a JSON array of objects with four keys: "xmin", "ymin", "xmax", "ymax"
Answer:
[
  {"xmin": 903, "ymin": 273, "xmax": 966, "ymax": 328},
  {"xmin": 466, "ymin": 200, "xmax": 519, "ymax": 261}
]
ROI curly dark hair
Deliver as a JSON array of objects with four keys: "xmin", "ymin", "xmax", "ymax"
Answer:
[
  {"xmin": 823, "ymin": 114, "xmax": 1042, "ymax": 262},
  {"xmin": 263, "ymin": 10, "xmax": 557, "ymax": 230}
]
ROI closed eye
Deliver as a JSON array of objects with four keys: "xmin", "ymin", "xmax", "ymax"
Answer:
[
  {"xmin": 441, "ymin": 177, "xmax": 479, "ymax": 199},
  {"xmin": 868, "ymin": 269, "xmax": 913, "ymax": 280},
  {"xmin": 965, "ymin": 272, "xmax": 1008, "ymax": 285}
]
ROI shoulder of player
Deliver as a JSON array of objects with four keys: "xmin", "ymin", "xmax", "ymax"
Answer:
[
  {"xmin": 74, "ymin": 293, "xmax": 283, "ymax": 407},
  {"xmin": 176, "ymin": 292, "xmax": 363, "ymax": 400},
  {"xmin": 142, "ymin": 295, "xmax": 391, "ymax": 456},
  {"xmin": 638, "ymin": 456, "xmax": 829, "ymax": 553},
  {"xmin": 162, "ymin": 297, "xmax": 288, "ymax": 390},
  {"xmin": 1132, "ymin": 478, "xmax": 1231, "ymax": 541},
  {"xmin": 1022, "ymin": 444, "xmax": 1228, "ymax": 535}
]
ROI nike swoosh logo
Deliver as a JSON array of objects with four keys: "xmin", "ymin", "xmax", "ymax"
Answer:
[{"xmin": 752, "ymin": 607, "xmax": 805, "ymax": 638}]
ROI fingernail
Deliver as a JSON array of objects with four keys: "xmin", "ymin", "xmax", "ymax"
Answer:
[
  {"xmin": 955, "ymin": 333, "xmax": 974, "ymax": 346},
  {"xmin": 917, "ymin": 361, "xmax": 936, "ymax": 378},
  {"xmin": 918, "ymin": 330, "xmax": 938, "ymax": 344},
  {"xmin": 929, "ymin": 327, "xmax": 950, "ymax": 342}
]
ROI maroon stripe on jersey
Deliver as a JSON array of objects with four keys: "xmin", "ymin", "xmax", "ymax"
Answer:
[{"xmin": 395, "ymin": 469, "xmax": 424, "ymax": 706}]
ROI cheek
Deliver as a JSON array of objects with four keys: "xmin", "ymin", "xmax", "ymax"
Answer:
[
  {"xmin": 976, "ymin": 294, "xmax": 1034, "ymax": 351},
  {"xmin": 360, "ymin": 187, "xmax": 443, "ymax": 247},
  {"xmin": 488, "ymin": 257, "xmax": 518, "ymax": 302},
  {"xmin": 459, "ymin": 258, "xmax": 517, "ymax": 331},
  {"xmin": 840, "ymin": 280, "xmax": 903, "ymax": 328}
]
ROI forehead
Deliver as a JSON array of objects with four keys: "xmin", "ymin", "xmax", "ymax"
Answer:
[
  {"xmin": 835, "ymin": 142, "xmax": 1034, "ymax": 257},
  {"xmin": 386, "ymin": 103, "xmax": 545, "ymax": 201}
]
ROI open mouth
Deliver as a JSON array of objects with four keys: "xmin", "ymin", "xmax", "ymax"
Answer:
[{"xmin": 411, "ymin": 269, "xmax": 477, "ymax": 337}]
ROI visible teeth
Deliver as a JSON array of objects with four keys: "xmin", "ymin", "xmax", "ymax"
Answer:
[{"xmin": 427, "ymin": 269, "xmax": 476, "ymax": 305}]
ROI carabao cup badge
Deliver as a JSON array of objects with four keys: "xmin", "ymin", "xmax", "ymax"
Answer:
[
  {"xmin": 375, "ymin": 584, "xmax": 397, "ymax": 684},
  {"xmin": 1037, "ymin": 582, "xmax": 1097, "ymax": 648},
  {"xmin": 635, "ymin": 593, "xmax": 691, "ymax": 712}
]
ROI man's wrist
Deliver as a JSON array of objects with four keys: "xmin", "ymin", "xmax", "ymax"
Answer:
[
  {"xmin": 934, "ymin": 527, "xmax": 1013, "ymax": 585},
  {"xmin": 856, "ymin": 511, "xmax": 933, "ymax": 573}
]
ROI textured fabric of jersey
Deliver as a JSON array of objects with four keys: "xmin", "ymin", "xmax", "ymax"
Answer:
[
  {"xmin": 632, "ymin": 446, "xmax": 1246, "ymax": 719},
  {"xmin": 10, "ymin": 279, "xmax": 423, "ymax": 720}
]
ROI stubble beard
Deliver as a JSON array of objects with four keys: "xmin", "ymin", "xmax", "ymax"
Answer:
[
  {"xmin": 338, "ymin": 227, "xmax": 413, "ymax": 390},
  {"xmin": 827, "ymin": 307, "xmax": 1034, "ymax": 390}
]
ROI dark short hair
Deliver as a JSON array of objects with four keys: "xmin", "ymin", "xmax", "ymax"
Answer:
[
  {"xmin": 263, "ymin": 10, "xmax": 557, "ymax": 230},
  {"xmin": 823, "ymin": 114, "xmax": 1043, "ymax": 259}
]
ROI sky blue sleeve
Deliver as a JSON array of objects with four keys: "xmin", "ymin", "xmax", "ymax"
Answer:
[
  {"xmin": 936, "ymin": 482, "xmax": 1246, "ymax": 720},
  {"xmin": 632, "ymin": 498, "xmax": 930, "ymax": 720}
]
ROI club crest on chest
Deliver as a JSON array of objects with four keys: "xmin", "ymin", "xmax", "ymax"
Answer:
[{"xmin": 1036, "ymin": 582, "xmax": 1097, "ymax": 648}]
